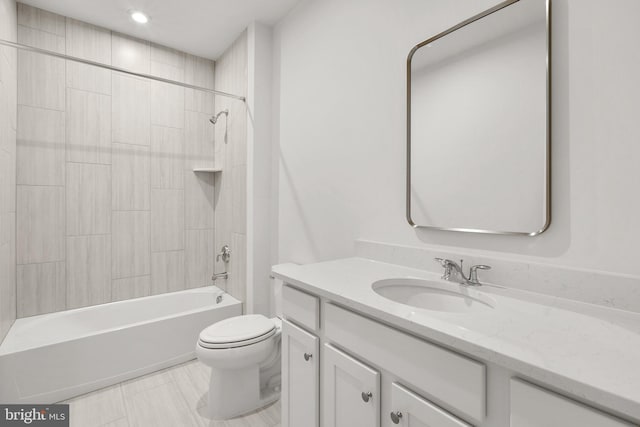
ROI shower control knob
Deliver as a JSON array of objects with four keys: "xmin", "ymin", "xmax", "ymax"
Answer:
[
  {"xmin": 303, "ymin": 353, "xmax": 313, "ymax": 361},
  {"xmin": 390, "ymin": 411, "xmax": 403, "ymax": 424},
  {"xmin": 361, "ymin": 391, "xmax": 372, "ymax": 402},
  {"xmin": 216, "ymin": 245, "xmax": 232, "ymax": 263}
]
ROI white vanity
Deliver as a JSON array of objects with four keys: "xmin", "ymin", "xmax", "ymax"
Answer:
[{"xmin": 273, "ymin": 258, "xmax": 640, "ymax": 427}]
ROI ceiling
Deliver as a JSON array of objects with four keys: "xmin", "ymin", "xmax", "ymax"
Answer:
[{"xmin": 19, "ymin": 0, "xmax": 300, "ymax": 59}]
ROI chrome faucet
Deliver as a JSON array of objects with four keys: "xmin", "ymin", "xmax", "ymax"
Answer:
[
  {"xmin": 211, "ymin": 272, "xmax": 228, "ymax": 281},
  {"xmin": 212, "ymin": 245, "xmax": 231, "ymax": 282},
  {"xmin": 216, "ymin": 245, "xmax": 231, "ymax": 263},
  {"xmin": 434, "ymin": 258, "xmax": 491, "ymax": 286}
]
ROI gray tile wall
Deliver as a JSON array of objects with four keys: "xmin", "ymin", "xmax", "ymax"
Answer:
[
  {"xmin": 0, "ymin": 0, "xmax": 17, "ymax": 342},
  {"xmin": 213, "ymin": 32, "xmax": 248, "ymax": 303},
  {"xmin": 15, "ymin": 4, "xmax": 220, "ymax": 317}
]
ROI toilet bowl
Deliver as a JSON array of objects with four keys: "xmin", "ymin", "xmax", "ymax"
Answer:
[{"xmin": 196, "ymin": 314, "xmax": 282, "ymax": 419}]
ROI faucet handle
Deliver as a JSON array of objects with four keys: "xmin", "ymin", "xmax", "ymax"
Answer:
[
  {"xmin": 434, "ymin": 258, "xmax": 454, "ymax": 280},
  {"xmin": 469, "ymin": 264, "xmax": 492, "ymax": 285},
  {"xmin": 217, "ymin": 245, "xmax": 232, "ymax": 263}
]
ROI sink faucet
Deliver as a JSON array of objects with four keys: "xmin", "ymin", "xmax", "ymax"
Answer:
[{"xmin": 434, "ymin": 258, "xmax": 491, "ymax": 286}]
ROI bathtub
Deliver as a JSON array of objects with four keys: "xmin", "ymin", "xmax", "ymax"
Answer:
[{"xmin": 0, "ymin": 286, "xmax": 242, "ymax": 404}]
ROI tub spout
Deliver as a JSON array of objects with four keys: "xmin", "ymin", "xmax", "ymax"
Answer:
[{"xmin": 212, "ymin": 272, "xmax": 228, "ymax": 281}]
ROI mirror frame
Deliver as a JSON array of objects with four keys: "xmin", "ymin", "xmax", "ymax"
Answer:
[{"xmin": 406, "ymin": 0, "xmax": 551, "ymax": 236}]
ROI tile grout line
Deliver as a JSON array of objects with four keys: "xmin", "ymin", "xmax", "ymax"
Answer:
[
  {"xmin": 62, "ymin": 15, "xmax": 68, "ymax": 312},
  {"xmin": 115, "ymin": 384, "xmax": 131, "ymax": 427},
  {"xmin": 146, "ymin": 44, "xmax": 153, "ymax": 299},
  {"xmin": 109, "ymin": 38, "xmax": 115, "ymax": 304},
  {"xmin": 183, "ymin": 75, "xmax": 188, "ymax": 292}
]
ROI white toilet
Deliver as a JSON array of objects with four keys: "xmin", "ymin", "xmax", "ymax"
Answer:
[{"xmin": 196, "ymin": 314, "xmax": 282, "ymax": 419}]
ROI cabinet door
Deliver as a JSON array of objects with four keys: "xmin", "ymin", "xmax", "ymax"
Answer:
[
  {"xmin": 389, "ymin": 382, "xmax": 472, "ymax": 427},
  {"xmin": 510, "ymin": 379, "xmax": 634, "ymax": 427},
  {"xmin": 282, "ymin": 320, "xmax": 319, "ymax": 427},
  {"xmin": 323, "ymin": 344, "xmax": 380, "ymax": 427}
]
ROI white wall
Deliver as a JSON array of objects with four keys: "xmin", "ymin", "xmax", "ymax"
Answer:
[
  {"xmin": 246, "ymin": 23, "xmax": 274, "ymax": 315},
  {"xmin": 272, "ymin": 0, "xmax": 640, "ymax": 277}
]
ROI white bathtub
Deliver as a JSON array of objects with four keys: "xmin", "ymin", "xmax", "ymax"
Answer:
[{"xmin": 0, "ymin": 286, "xmax": 242, "ymax": 404}]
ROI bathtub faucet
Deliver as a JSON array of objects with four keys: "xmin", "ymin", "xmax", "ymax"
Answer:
[{"xmin": 212, "ymin": 272, "xmax": 228, "ymax": 281}]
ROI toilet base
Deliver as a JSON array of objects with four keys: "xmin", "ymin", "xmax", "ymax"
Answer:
[{"xmin": 205, "ymin": 366, "xmax": 280, "ymax": 419}]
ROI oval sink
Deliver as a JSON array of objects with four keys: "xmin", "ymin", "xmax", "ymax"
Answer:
[{"xmin": 372, "ymin": 278, "xmax": 495, "ymax": 313}]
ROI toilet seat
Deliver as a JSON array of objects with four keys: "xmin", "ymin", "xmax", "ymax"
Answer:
[
  {"xmin": 198, "ymin": 314, "xmax": 276, "ymax": 349},
  {"xmin": 199, "ymin": 329, "xmax": 276, "ymax": 349}
]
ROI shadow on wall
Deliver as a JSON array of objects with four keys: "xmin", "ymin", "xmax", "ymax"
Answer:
[
  {"xmin": 278, "ymin": 153, "xmax": 323, "ymax": 262},
  {"xmin": 414, "ymin": 0, "xmax": 571, "ymax": 260}
]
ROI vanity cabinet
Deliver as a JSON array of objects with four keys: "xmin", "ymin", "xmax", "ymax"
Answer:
[
  {"xmin": 510, "ymin": 379, "xmax": 634, "ymax": 427},
  {"xmin": 323, "ymin": 344, "xmax": 381, "ymax": 427},
  {"xmin": 282, "ymin": 319, "xmax": 319, "ymax": 427},
  {"xmin": 324, "ymin": 303, "xmax": 486, "ymax": 423},
  {"xmin": 390, "ymin": 382, "xmax": 471, "ymax": 427},
  {"xmin": 283, "ymin": 285, "xmax": 320, "ymax": 332},
  {"xmin": 280, "ymin": 284, "xmax": 637, "ymax": 427}
]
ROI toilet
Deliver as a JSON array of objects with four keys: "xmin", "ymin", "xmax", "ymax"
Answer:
[{"xmin": 196, "ymin": 314, "xmax": 282, "ymax": 419}]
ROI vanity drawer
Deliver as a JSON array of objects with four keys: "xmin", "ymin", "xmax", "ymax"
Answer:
[
  {"xmin": 324, "ymin": 303, "xmax": 486, "ymax": 423},
  {"xmin": 283, "ymin": 285, "xmax": 320, "ymax": 332},
  {"xmin": 510, "ymin": 379, "xmax": 635, "ymax": 427},
  {"xmin": 391, "ymin": 382, "xmax": 472, "ymax": 427}
]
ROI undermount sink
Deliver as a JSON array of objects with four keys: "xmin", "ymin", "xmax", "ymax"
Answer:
[{"xmin": 372, "ymin": 278, "xmax": 495, "ymax": 313}]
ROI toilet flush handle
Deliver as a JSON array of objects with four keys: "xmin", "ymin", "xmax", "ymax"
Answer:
[{"xmin": 303, "ymin": 353, "xmax": 313, "ymax": 361}]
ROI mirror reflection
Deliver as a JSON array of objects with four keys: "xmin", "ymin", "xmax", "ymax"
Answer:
[{"xmin": 408, "ymin": 0, "xmax": 550, "ymax": 235}]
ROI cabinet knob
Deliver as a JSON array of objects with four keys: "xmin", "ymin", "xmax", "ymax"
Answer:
[
  {"xmin": 390, "ymin": 411, "xmax": 403, "ymax": 424},
  {"xmin": 303, "ymin": 352, "xmax": 313, "ymax": 361},
  {"xmin": 361, "ymin": 391, "xmax": 372, "ymax": 402}
]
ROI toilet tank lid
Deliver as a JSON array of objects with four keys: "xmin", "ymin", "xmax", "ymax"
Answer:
[{"xmin": 199, "ymin": 314, "xmax": 276, "ymax": 344}]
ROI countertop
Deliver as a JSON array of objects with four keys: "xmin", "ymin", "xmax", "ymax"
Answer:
[{"xmin": 272, "ymin": 257, "xmax": 640, "ymax": 422}]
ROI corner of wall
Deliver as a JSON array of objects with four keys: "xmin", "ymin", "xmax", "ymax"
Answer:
[
  {"xmin": 246, "ymin": 22, "xmax": 275, "ymax": 316},
  {"xmin": 213, "ymin": 29, "xmax": 250, "ymax": 308}
]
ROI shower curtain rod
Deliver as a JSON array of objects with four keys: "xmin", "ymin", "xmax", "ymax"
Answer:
[{"xmin": 0, "ymin": 38, "xmax": 246, "ymax": 102}]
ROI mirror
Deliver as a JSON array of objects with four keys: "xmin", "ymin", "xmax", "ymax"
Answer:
[{"xmin": 407, "ymin": 0, "xmax": 550, "ymax": 235}]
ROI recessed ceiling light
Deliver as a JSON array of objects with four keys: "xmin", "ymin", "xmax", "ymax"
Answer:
[{"xmin": 130, "ymin": 11, "xmax": 149, "ymax": 24}]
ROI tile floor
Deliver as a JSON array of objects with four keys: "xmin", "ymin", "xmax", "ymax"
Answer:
[{"xmin": 64, "ymin": 359, "xmax": 281, "ymax": 427}]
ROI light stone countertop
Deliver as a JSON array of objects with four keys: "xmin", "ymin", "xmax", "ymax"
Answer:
[{"xmin": 272, "ymin": 257, "xmax": 640, "ymax": 423}]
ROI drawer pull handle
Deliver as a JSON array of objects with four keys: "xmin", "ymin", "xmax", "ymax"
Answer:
[
  {"xmin": 303, "ymin": 353, "xmax": 313, "ymax": 361},
  {"xmin": 361, "ymin": 391, "xmax": 372, "ymax": 402},
  {"xmin": 390, "ymin": 411, "xmax": 403, "ymax": 424}
]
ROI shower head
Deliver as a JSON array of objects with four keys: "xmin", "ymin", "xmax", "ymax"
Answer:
[{"xmin": 209, "ymin": 109, "xmax": 229, "ymax": 124}]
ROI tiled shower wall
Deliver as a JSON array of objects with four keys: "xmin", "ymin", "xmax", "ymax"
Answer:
[
  {"xmin": 15, "ymin": 4, "xmax": 220, "ymax": 317},
  {"xmin": 214, "ymin": 32, "xmax": 248, "ymax": 303},
  {"xmin": 0, "ymin": 0, "xmax": 17, "ymax": 341}
]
